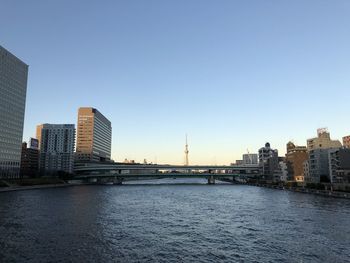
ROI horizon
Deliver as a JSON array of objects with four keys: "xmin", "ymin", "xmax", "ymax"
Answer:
[{"xmin": 2, "ymin": 1, "xmax": 350, "ymax": 164}]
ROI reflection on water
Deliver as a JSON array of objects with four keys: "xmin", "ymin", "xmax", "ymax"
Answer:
[{"xmin": 0, "ymin": 180, "xmax": 350, "ymax": 262}]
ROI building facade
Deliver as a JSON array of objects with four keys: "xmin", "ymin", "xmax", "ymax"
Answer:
[
  {"xmin": 303, "ymin": 160, "xmax": 310, "ymax": 181},
  {"xmin": 306, "ymin": 129, "xmax": 342, "ymax": 183},
  {"xmin": 307, "ymin": 128, "xmax": 342, "ymax": 151},
  {"xmin": 0, "ymin": 45, "xmax": 28, "ymax": 178},
  {"xmin": 20, "ymin": 141, "xmax": 39, "ymax": 178},
  {"xmin": 258, "ymin": 143, "xmax": 279, "ymax": 180},
  {"xmin": 308, "ymin": 148, "xmax": 340, "ymax": 183},
  {"xmin": 235, "ymin": 160, "xmax": 244, "ymax": 165},
  {"xmin": 273, "ymin": 161, "xmax": 288, "ymax": 183},
  {"xmin": 285, "ymin": 142, "xmax": 308, "ymax": 182},
  {"xmin": 328, "ymin": 148, "xmax": 350, "ymax": 184},
  {"xmin": 76, "ymin": 107, "xmax": 112, "ymax": 162},
  {"xmin": 36, "ymin": 124, "xmax": 75, "ymax": 174},
  {"xmin": 242, "ymin": 154, "xmax": 258, "ymax": 165},
  {"xmin": 343, "ymin": 135, "xmax": 350, "ymax": 149}
]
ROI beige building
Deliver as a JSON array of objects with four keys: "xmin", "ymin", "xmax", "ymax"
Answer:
[
  {"xmin": 76, "ymin": 107, "xmax": 112, "ymax": 162},
  {"xmin": 307, "ymin": 128, "xmax": 342, "ymax": 151},
  {"xmin": 343, "ymin": 135, "xmax": 350, "ymax": 148}
]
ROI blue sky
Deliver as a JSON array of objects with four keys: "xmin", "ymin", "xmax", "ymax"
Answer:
[{"xmin": 1, "ymin": 0, "xmax": 350, "ymax": 164}]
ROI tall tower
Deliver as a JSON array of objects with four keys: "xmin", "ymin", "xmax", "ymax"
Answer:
[
  {"xmin": 0, "ymin": 45, "xmax": 28, "ymax": 179},
  {"xmin": 184, "ymin": 134, "xmax": 189, "ymax": 166}
]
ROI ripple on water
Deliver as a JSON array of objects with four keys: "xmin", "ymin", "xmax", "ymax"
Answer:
[{"xmin": 1, "ymin": 184, "xmax": 350, "ymax": 263}]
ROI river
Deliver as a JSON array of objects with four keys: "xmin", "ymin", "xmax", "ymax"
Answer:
[{"xmin": 0, "ymin": 179, "xmax": 349, "ymax": 262}]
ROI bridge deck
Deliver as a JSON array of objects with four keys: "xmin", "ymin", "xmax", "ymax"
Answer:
[
  {"xmin": 74, "ymin": 172, "xmax": 242, "ymax": 179},
  {"xmin": 74, "ymin": 164, "xmax": 260, "ymax": 171}
]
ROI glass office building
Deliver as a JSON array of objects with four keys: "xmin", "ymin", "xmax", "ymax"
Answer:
[
  {"xmin": 76, "ymin": 107, "xmax": 112, "ymax": 162},
  {"xmin": 0, "ymin": 45, "xmax": 28, "ymax": 178}
]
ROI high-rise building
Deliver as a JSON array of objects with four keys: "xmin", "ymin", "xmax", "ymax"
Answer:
[
  {"xmin": 285, "ymin": 142, "xmax": 308, "ymax": 182},
  {"xmin": 343, "ymin": 135, "xmax": 350, "ymax": 148},
  {"xmin": 0, "ymin": 45, "xmax": 28, "ymax": 179},
  {"xmin": 76, "ymin": 107, "xmax": 112, "ymax": 162},
  {"xmin": 36, "ymin": 124, "xmax": 75, "ymax": 174},
  {"xmin": 20, "ymin": 140, "xmax": 39, "ymax": 178},
  {"xmin": 306, "ymin": 129, "xmax": 342, "ymax": 183},
  {"xmin": 258, "ymin": 142, "xmax": 279, "ymax": 180}
]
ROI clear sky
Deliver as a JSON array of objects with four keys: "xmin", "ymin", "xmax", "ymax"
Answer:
[{"xmin": 1, "ymin": 0, "xmax": 350, "ymax": 164}]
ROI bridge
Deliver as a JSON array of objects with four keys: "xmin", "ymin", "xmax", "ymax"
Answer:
[{"xmin": 74, "ymin": 163, "xmax": 261, "ymax": 184}]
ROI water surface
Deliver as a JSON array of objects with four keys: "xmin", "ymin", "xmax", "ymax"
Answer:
[{"xmin": 1, "ymin": 179, "xmax": 349, "ymax": 262}]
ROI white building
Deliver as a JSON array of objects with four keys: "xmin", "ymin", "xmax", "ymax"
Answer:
[
  {"xmin": 0, "ymin": 45, "xmax": 28, "ymax": 178},
  {"xmin": 279, "ymin": 162, "xmax": 288, "ymax": 182},
  {"xmin": 242, "ymin": 154, "xmax": 258, "ymax": 165},
  {"xmin": 36, "ymin": 124, "xmax": 75, "ymax": 174}
]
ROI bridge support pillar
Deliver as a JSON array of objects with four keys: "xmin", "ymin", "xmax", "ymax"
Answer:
[
  {"xmin": 87, "ymin": 178, "xmax": 98, "ymax": 184},
  {"xmin": 113, "ymin": 178, "xmax": 123, "ymax": 185},
  {"xmin": 96, "ymin": 178, "xmax": 107, "ymax": 184},
  {"xmin": 208, "ymin": 176, "xmax": 215, "ymax": 185}
]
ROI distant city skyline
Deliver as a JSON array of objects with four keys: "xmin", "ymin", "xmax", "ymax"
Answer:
[{"xmin": 2, "ymin": 1, "xmax": 350, "ymax": 164}]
